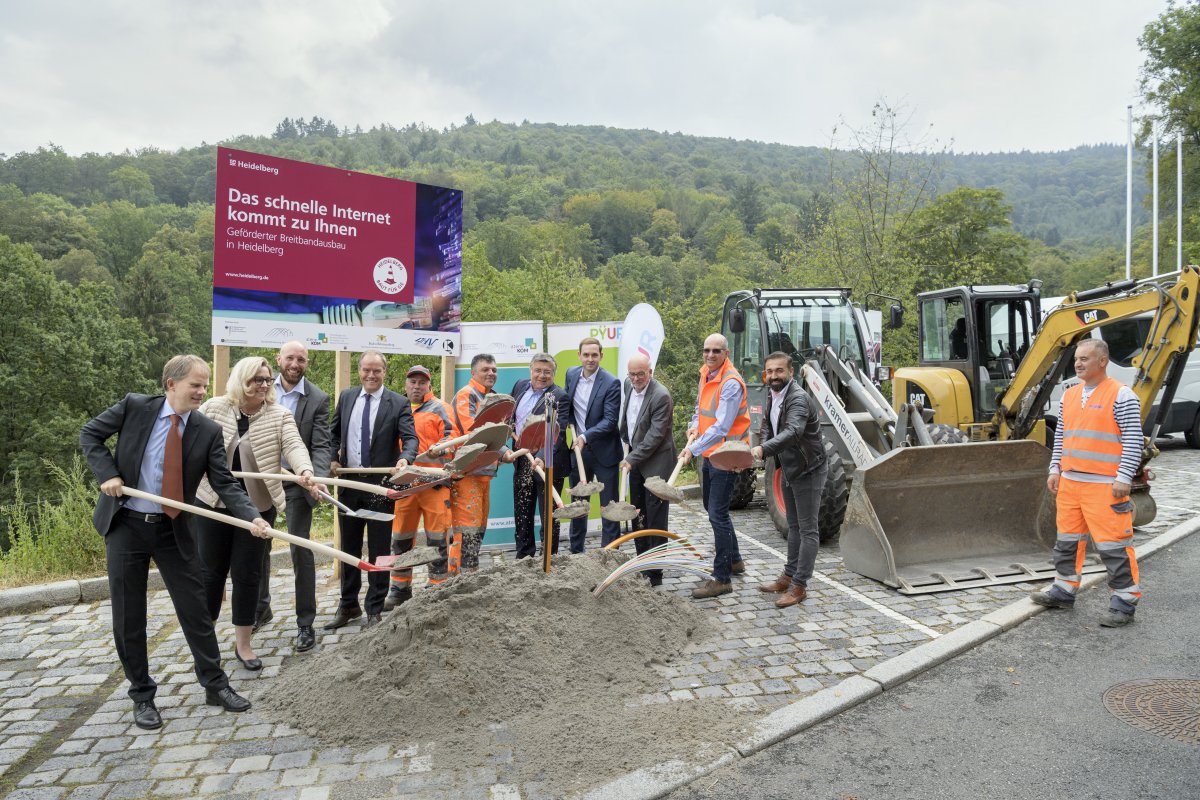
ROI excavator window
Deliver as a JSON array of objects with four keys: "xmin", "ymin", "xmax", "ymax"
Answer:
[{"xmin": 921, "ymin": 297, "xmax": 967, "ymax": 361}]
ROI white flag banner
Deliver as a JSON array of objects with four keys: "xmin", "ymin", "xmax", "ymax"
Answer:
[{"xmin": 617, "ymin": 302, "xmax": 665, "ymax": 379}]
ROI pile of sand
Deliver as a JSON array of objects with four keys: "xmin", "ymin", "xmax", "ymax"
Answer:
[{"xmin": 260, "ymin": 550, "xmax": 751, "ymax": 790}]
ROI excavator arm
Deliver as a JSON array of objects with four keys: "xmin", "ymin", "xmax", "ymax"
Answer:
[{"xmin": 997, "ymin": 266, "xmax": 1200, "ymax": 441}]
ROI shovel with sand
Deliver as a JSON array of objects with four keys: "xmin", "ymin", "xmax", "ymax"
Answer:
[
  {"xmin": 524, "ymin": 454, "xmax": 589, "ymax": 520},
  {"xmin": 567, "ymin": 425, "xmax": 604, "ymax": 498},
  {"xmin": 601, "ymin": 446, "xmax": 639, "ymax": 523},
  {"xmin": 422, "ymin": 421, "xmax": 512, "ymax": 459},
  {"xmin": 644, "ymin": 433, "xmax": 697, "ymax": 504}
]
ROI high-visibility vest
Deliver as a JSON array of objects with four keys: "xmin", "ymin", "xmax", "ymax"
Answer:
[
  {"xmin": 696, "ymin": 359, "xmax": 751, "ymax": 458},
  {"xmin": 1060, "ymin": 377, "xmax": 1124, "ymax": 477},
  {"xmin": 452, "ymin": 378, "xmax": 498, "ymax": 477},
  {"xmin": 412, "ymin": 392, "xmax": 454, "ymax": 468}
]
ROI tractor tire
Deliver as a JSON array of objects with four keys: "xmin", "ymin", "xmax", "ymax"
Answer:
[
  {"xmin": 817, "ymin": 439, "xmax": 849, "ymax": 544},
  {"xmin": 928, "ymin": 423, "xmax": 969, "ymax": 445},
  {"xmin": 729, "ymin": 467, "xmax": 757, "ymax": 510}
]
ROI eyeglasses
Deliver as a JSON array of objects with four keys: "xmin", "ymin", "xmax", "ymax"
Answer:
[
  {"xmin": 250, "ymin": 376, "xmax": 272, "ymax": 385},
  {"xmin": 703, "ymin": 348, "xmax": 725, "ymax": 354}
]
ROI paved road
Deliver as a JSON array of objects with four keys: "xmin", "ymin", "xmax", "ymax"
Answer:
[{"xmin": 669, "ymin": 519, "xmax": 1200, "ymax": 800}]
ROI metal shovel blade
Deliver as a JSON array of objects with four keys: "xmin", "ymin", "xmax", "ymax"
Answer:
[
  {"xmin": 644, "ymin": 476, "xmax": 685, "ymax": 504},
  {"xmin": 471, "ymin": 394, "xmax": 516, "ymax": 428},
  {"xmin": 317, "ymin": 488, "xmax": 395, "ymax": 521},
  {"xmin": 377, "ymin": 545, "xmax": 441, "ymax": 570},
  {"xmin": 552, "ymin": 500, "xmax": 590, "ymax": 520},
  {"xmin": 569, "ymin": 479, "xmax": 604, "ymax": 497},
  {"xmin": 446, "ymin": 443, "xmax": 486, "ymax": 473},
  {"xmin": 600, "ymin": 502, "xmax": 639, "ymax": 522}
]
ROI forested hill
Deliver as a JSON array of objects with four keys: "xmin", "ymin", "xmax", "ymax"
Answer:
[{"xmin": 1, "ymin": 119, "xmax": 1142, "ymax": 247}]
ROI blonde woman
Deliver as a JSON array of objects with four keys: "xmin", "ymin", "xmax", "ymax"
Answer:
[{"xmin": 195, "ymin": 357, "xmax": 315, "ymax": 670}]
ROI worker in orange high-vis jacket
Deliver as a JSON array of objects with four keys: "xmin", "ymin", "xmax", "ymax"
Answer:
[
  {"xmin": 450, "ymin": 353, "xmax": 500, "ymax": 572},
  {"xmin": 385, "ymin": 365, "xmax": 454, "ymax": 610},
  {"xmin": 678, "ymin": 333, "xmax": 751, "ymax": 599},
  {"xmin": 1032, "ymin": 338, "xmax": 1143, "ymax": 627}
]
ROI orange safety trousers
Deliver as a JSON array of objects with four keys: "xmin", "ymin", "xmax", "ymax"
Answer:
[
  {"xmin": 451, "ymin": 476, "xmax": 491, "ymax": 571},
  {"xmin": 1051, "ymin": 477, "xmax": 1141, "ymax": 609},
  {"xmin": 390, "ymin": 484, "xmax": 452, "ymax": 591}
]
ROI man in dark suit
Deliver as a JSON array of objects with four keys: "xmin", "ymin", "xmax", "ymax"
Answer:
[
  {"xmin": 502, "ymin": 353, "xmax": 570, "ymax": 559},
  {"xmin": 619, "ymin": 354, "xmax": 677, "ymax": 586},
  {"xmin": 80, "ymin": 354, "xmax": 270, "ymax": 730},
  {"xmin": 751, "ymin": 351, "xmax": 828, "ymax": 608},
  {"xmin": 565, "ymin": 337, "xmax": 622, "ymax": 551},
  {"xmin": 254, "ymin": 341, "xmax": 332, "ymax": 652},
  {"xmin": 328, "ymin": 350, "xmax": 418, "ymax": 629}
]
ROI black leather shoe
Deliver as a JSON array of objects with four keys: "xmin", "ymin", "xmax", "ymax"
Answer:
[
  {"xmin": 322, "ymin": 606, "xmax": 362, "ymax": 631},
  {"xmin": 205, "ymin": 686, "xmax": 251, "ymax": 712},
  {"xmin": 133, "ymin": 700, "xmax": 162, "ymax": 730},
  {"xmin": 252, "ymin": 607, "xmax": 274, "ymax": 632},
  {"xmin": 365, "ymin": 613, "xmax": 382, "ymax": 628},
  {"xmin": 294, "ymin": 626, "xmax": 316, "ymax": 652},
  {"xmin": 235, "ymin": 649, "xmax": 263, "ymax": 672}
]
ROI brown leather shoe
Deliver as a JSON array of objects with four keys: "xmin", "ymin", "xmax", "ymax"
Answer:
[
  {"xmin": 731, "ymin": 560, "xmax": 746, "ymax": 575},
  {"xmin": 691, "ymin": 580, "xmax": 733, "ymax": 599},
  {"xmin": 775, "ymin": 583, "xmax": 808, "ymax": 608},
  {"xmin": 322, "ymin": 606, "xmax": 362, "ymax": 631},
  {"xmin": 759, "ymin": 574, "xmax": 791, "ymax": 593}
]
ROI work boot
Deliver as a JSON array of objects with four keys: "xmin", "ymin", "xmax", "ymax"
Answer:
[
  {"xmin": 1030, "ymin": 589, "xmax": 1074, "ymax": 609},
  {"xmin": 775, "ymin": 583, "xmax": 808, "ymax": 608},
  {"xmin": 731, "ymin": 560, "xmax": 746, "ymax": 575},
  {"xmin": 383, "ymin": 593, "xmax": 400, "ymax": 612},
  {"xmin": 759, "ymin": 574, "xmax": 791, "ymax": 593},
  {"xmin": 691, "ymin": 580, "xmax": 733, "ymax": 599},
  {"xmin": 322, "ymin": 606, "xmax": 362, "ymax": 631},
  {"xmin": 1099, "ymin": 609, "xmax": 1135, "ymax": 627}
]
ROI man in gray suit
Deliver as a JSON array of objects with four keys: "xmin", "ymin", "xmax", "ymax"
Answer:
[
  {"xmin": 255, "ymin": 341, "xmax": 332, "ymax": 652},
  {"xmin": 619, "ymin": 354, "xmax": 676, "ymax": 586}
]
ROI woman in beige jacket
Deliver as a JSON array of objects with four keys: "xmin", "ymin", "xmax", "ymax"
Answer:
[{"xmin": 195, "ymin": 357, "xmax": 315, "ymax": 670}]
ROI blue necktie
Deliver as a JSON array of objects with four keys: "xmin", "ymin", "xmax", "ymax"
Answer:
[{"xmin": 361, "ymin": 394, "xmax": 372, "ymax": 468}]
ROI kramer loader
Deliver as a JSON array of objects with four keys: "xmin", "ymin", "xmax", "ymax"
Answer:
[{"xmin": 845, "ymin": 266, "xmax": 1200, "ymax": 593}]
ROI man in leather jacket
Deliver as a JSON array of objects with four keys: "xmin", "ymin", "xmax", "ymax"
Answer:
[{"xmin": 751, "ymin": 351, "xmax": 828, "ymax": 608}]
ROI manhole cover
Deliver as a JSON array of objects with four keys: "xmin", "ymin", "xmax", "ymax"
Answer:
[{"xmin": 1102, "ymin": 679, "xmax": 1200, "ymax": 744}]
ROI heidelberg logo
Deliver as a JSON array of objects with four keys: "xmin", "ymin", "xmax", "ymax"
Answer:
[{"xmin": 373, "ymin": 257, "xmax": 408, "ymax": 295}]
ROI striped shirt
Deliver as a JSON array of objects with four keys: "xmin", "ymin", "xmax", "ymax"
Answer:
[{"xmin": 1051, "ymin": 383, "xmax": 1142, "ymax": 484}]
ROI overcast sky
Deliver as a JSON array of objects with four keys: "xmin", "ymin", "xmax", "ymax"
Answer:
[{"xmin": 0, "ymin": 0, "xmax": 1169, "ymax": 158}]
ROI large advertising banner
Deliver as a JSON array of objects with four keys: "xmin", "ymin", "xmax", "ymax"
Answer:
[
  {"xmin": 456, "ymin": 321, "xmax": 543, "ymax": 549},
  {"xmin": 546, "ymin": 321, "xmax": 623, "ymax": 532},
  {"xmin": 212, "ymin": 147, "xmax": 462, "ymax": 356}
]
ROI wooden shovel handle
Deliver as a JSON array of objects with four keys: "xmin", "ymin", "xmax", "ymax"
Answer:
[
  {"xmin": 525, "ymin": 453, "xmax": 564, "ymax": 508},
  {"xmin": 118, "ymin": 487, "xmax": 388, "ymax": 572},
  {"xmin": 425, "ymin": 431, "xmax": 471, "ymax": 457},
  {"xmin": 233, "ymin": 471, "xmax": 392, "ymax": 497},
  {"xmin": 666, "ymin": 432, "xmax": 698, "ymax": 486},
  {"xmin": 569, "ymin": 425, "xmax": 587, "ymax": 478}
]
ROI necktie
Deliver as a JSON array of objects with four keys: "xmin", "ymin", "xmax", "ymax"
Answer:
[
  {"xmin": 361, "ymin": 394, "xmax": 372, "ymax": 468},
  {"xmin": 162, "ymin": 414, "xmax": 184, "ymax": 518}
]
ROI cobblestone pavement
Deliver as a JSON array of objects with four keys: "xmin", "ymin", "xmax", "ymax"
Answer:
[{"xmin": 3, "ymin": 439, "xmax": 1197, "ymax": 799}]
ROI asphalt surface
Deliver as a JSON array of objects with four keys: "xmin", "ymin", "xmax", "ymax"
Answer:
[{"xmin": 669, "ymin": 530, "xmax": 1200, "ymax": 800}]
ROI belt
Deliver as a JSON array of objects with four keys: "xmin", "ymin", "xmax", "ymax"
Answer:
[{"xmin": 121, "ymin": 509, "xmax": 170, "ymax": 524}]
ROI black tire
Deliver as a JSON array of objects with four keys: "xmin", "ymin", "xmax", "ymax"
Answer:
[
  {"xmin": 1186, "ymin": 412, "xmax": 1200, "ymax": 448},
  {"xmin": 817, "ymin": 439, "xmax": 848, "ymax": 544},
  {"xmin": 927, "ymin": 423, "xmax": 968, "ymax": 445},
  {"xmin": 729, "ymin": 467, "xmax": 757, "ymax": 510}
]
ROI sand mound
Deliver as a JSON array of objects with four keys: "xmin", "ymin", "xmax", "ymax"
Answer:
[{"xmin": 260, "ymin": 550, "xmax": 749, "ymax": 790}]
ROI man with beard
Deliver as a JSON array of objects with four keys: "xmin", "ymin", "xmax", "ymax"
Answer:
[
  {"xmin": 751, "ymin": 352, "xmax": 827, "ymax": 608},
  {"xmin": 253, "ymin": 341, "xmax": 332, "ymax": 652},
  {"xmin": 450, "ymin": 353, "xmax": 500, "ymax": 571}
]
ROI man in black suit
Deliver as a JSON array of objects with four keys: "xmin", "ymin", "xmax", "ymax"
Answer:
[
  {"xmin": 502, "ymin": 353, "xmax": 570, "ymax": 559},
  {"xmin": 255, "ymin": 340, "xmax": 332, "ymax": 652},
  {"xmin": 80, "ymin": 354, "xmax": 270, "ymax": 730},
  {"xmin": 751, "ymin": 351, "xmax": 828, "ymax": 608},
  {"xmin": 619, "ymin": 354, "xmax": 677, "ymax": 586},
  {"xmin": 565, "ymin": 337, "xmax": 622, "ymax": 551},
  {"xmin": 328, "ymin": 350, "xmax": 418, "ymax": 629}
]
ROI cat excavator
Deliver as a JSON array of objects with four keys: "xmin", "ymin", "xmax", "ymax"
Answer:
[{"xmin": 843, "ymin": 266, "xmax": 1200, "ymax": 593}]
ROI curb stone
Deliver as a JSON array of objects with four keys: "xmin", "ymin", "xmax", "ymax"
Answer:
[{"xmin": 590, "ymin": 512, "xmax": 1200, "ymax": 800}]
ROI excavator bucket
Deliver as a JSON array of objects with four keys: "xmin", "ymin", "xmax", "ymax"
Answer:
[{"xmin": 840, "ymin": 439, "xmax": 1105, "ymax": 594}]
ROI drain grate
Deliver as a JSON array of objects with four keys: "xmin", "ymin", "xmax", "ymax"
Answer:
[{"xmin": 1102, "ymin": 679, "xmax": 1200, "ymax": 744}]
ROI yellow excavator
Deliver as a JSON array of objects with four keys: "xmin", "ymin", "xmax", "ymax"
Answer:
[{"xmin": 841, "ymin": 266, "xmax": 1200, "ymax": 593}]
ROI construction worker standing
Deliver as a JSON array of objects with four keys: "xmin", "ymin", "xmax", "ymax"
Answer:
[
  {"xmin": 450, "ymin": 354, "xmax": 500, "ymax": 572},
  {"xmin": 1032, "ymin": 338, "xmax": 1143, "ymax": 627},
  {"xmin": 386, "ymin": 365, "xmax": 454, "ymax": 609}
]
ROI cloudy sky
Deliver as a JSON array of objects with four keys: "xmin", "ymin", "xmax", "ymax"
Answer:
[{"xmin": 0, "ymin": 0, "xmax": 1168, "ymax": 157}]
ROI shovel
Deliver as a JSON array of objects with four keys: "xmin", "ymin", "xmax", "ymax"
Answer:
[
  {"xmin": 707, "ymin": 440, "xmax": 755, "ymax": 472},
  {"xmin": 526, "ymin": 453, "xmax": 589, "ymax": 520},
  {"xmin": 601, "ymin": 445, "xmax": 639, "ymax": 523},
  {"xmin": 316, "ymin": 487, "xmax": 395, "ymax": 522},
  {"xmin": 423, "ymin": 422, "xmax": 512, "ymax": 458},
  {"xmin": 233, "ymin": 471, "xmax": 402, "ymax": 499},
  {"xmin": 118, "ymin": 486, "xmax": 407, "ymax": 572},
  {"xmin": 644, "ymin": 433, "xmax": 696, "ymax": 504},
  {"xmin": 567, "ymin": 425, "xmax": 604, "ymax": 497},
  {"xmin": 471, "ymin": 393, "xmax": 516, "ymax": 429}
]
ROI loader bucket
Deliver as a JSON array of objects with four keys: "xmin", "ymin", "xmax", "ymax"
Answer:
[{"xmin": 840, "ymin": 440, "xmax": 1103, "ymax": 594}]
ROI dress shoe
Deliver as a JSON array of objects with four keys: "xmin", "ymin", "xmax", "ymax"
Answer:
[
  {"xmin": 322, "ymin": 606, "xmax": 362, "ymax": 631},
  {"xmin": 235, "ymin": 649, "xmax": 262, "ymax": 672},
  {"xmin": 133, "ymin": 700, "xmax": 162, "ymax": 730},
  {"xmin": 759, "ymin": 574, "xmax": 791, "ymax": 593},
  {"xmin": 731, "ymin": 560, "xmax": 746, "ymax": 575},
  {"xmin": 1030, "ymin": 590, "xmax": 1075, "ymax": 609},
  {"xmin": 294, "ymin": 626, "xmax": 316, "ymax": 652},
  {"xmin": 252, "ymin": 607, "xmax": 274, "ymax": 632},
  {"xmin": 365, "ymin": 613, "xmax": 383, "ymax": 628},
  {"xmin": 648, "ymin": 573, "xmax": 663, "ymax": 587},
  {"xmin": 205, "ymin": 686, "xmax": 251, "ymax": 712},
  {"xmin": 1099, "ymin": 609, "xmax": 1135, "ymax": 627},
  {"xmin": 775, "ymin": 583, "xmax": 808, "ymax": 608},
  {"xmin": 692, "ymin": 579, "xmax": 733, "ymax": 599}
]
